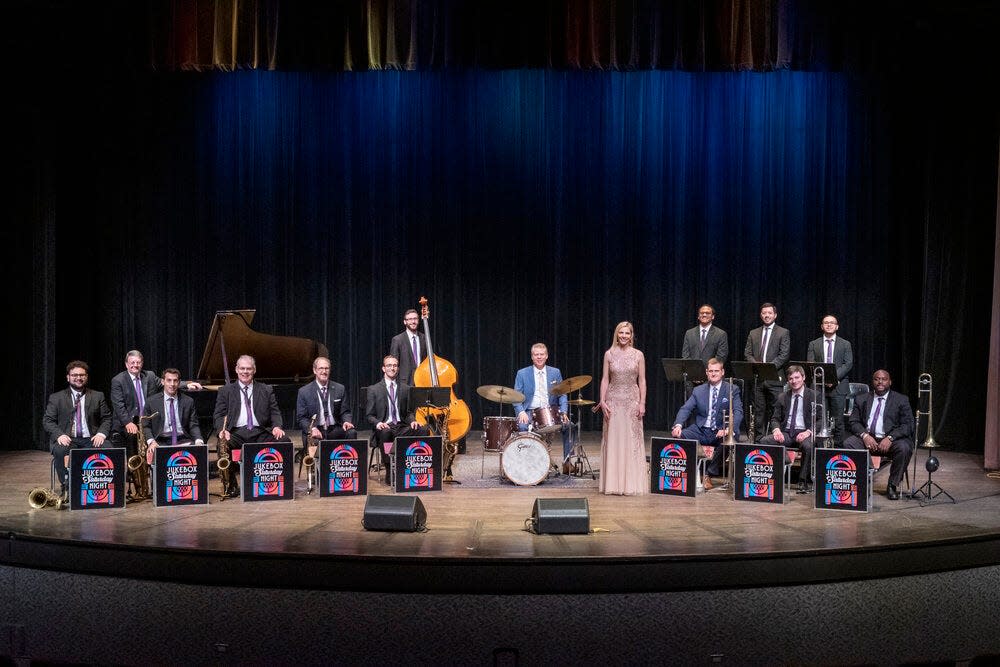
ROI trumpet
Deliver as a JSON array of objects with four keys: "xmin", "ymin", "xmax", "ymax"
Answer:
[
  {"xmin": 304, "ymin": 414, "xmax": 317, "ymax": 494},
  {"xmin": 916, "ymin": 373, "xmax": 937, "ymax": 448},
  {"xmin": 127, "ymin": 412, "xmax": 157, "ymax": 500},
  {"xmin": 28, "ymin": 486, "xmax": 64, "ymax": 509}
]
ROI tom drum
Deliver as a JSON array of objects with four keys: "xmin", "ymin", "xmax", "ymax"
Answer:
[
  {"xmin": 531, "ymin": 406, "xmax": 563, "ymax": 434},
  {"xmin": 482, "ymin": 416, "xmax": 517, "ymax": 452}
]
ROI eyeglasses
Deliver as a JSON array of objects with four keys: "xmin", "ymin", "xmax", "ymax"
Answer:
[{"xmin": 69, "ymin": 373, "xmax": 88, "ymax": 378}]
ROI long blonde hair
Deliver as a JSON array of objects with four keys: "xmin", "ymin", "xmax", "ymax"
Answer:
[{"xmin": 609, "ymin": 321, "xmax": 635, "ymax": 349}]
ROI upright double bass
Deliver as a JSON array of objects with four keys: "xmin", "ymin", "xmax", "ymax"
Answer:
[{"xmin": 412, "ymin": 297, "xmax": 472, "ymax": 455}]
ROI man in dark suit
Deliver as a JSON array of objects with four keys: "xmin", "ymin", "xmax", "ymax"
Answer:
[
  {"xmin": 365, "ymin": 355, "xmax": 429, "ymax": 484},
  {"xmin": 42, "ymin": 360, "xmax": 112, "ymax": 500},
  {"xmin": 143, "ymin": 368, "xmax": 205, "ymax": 457},
  {"xmin": 843, "ymin": 369, "xmax": 914, "ymax": 500},
  {"xmin": 295, "ymin": 356, "xmax": 357, "ymax": 460},
  {"xmin": 680, "ymin": 304, "xmax": 729, "ymax": 397},
  {"xmin": 109, "ymin": 349, "xmax": 202, "ymax": 455},
  {"xmin": 671, "ymin": 358, "xmax": 743, "ymax": 490},
  {"xmin": 389, "ymin": 309, "xmax": 427, "ymax": 385},
  {"xmin": 743, "ymin": 302, "xmax": 790, "ymax": 442},
  {"xmin": 760, "ymin": 364, "xmax": 818, "ymax": 494},
  {"xmin": 213, "ymin": 354, "xmax": 290, "ymax": 497},
  {"xmin": 806, "ymin": 314, "xmax": 854, "ymax": 444}
]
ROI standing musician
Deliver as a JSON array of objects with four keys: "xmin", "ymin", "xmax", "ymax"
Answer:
[
  {"xmin": 671, "ymin": 358, "xmax": 742, "ymax": 490},
  {"xmin": 512, "ymin": 343, "xmax": 571, "ymax": 473},
  {"xmin": 759, "ymin": 364, "xmax": 817, "ymax": 494},
  {"xmin": 681, "ymin": 305, "xmax": 729, "ymax": 368},
  {"xmin": 295, "ymin": 356, "xmax": 357, "ymax": 461},
  {"xmin": 806, "ymin": 314, "xmax": 853, "ymax": 444},
  {"xmin": 42, "ymin": 360, "xmax": 111, "ymax": 500},
  {"xmin": 143, "ymin": 368, "xmax": 205, "ymax": 459},
  {"xmin": 743, "ymin": 302, "xmax": 791, "ymax": 442},
  {"xmin": 389, "ymin": 309, "xmax": 427, "ymax": 385},
  {"xmin": 213, "ymin": 354, "xmax": 290, "ymax": 498},
  {"xmin": 365, "ymin": 355, "xmax": 430, "ymax": 485}
]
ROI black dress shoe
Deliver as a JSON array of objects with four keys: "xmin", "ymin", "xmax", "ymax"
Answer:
[
  {"xmin": 796, "ymin": 481, "xmax": 812, "ymax": 494},
  {"xmin": 886, "ymin": 483, "xmax": 900, "ymax": 500},
  {"xmin": 225, "ymin": 484, "xmax": 241, "ymax": 498}
]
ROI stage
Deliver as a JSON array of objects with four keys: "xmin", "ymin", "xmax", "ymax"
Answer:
[{"xmin": 3, "ymin": 432, "xmax": 1000, "ymax": 664}]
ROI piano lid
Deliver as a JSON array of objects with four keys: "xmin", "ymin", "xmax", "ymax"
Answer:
[{"xmin": 196, "ymin": 309, "xmax": 329, "ymax": 386}]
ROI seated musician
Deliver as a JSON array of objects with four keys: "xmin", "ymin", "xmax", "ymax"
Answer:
[
  {"xmin": 670, "ymin": 358, "xmax": 743, "ymax": 490},
  {"xmin": 143, "ymin": 368, "xmax": 205, "ymax": 462},
  {"xmin": 512, "ymin": 343, "xmax": 571, "ymax": 473},
  {"xmin": 759, "ymin": 364, "xmax": 817, "ymax": 494},
  {"xmin": 42, "ymin": 360, "xmax": 111, "ymax": 501},
  {"xmin": 365, "ymin": 355, "xmax": 429, "ymax": 485},
  {"xmin": 295, "ymin": 356, "xmax": 357, "ymax": 461},
  {"xmin": 213, "ymin": 354, "xmax": 291, "ymax": 498}
]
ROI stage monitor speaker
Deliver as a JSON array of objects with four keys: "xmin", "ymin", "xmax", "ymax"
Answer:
[
  {"xmin": 363, "ymin": 495, "xmax": 427, "ymax": 532},
  {"xmin": 531, "ymin": 498, "xmax": 589, "ymax": 534}
]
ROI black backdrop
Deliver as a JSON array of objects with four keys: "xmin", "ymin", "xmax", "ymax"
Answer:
[{"xmin": 8, "ymin": 2, "xmax": 998, "ymax": 453}]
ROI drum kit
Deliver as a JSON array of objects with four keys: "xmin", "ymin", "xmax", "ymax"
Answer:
[{"xmin": 476, "ymin": 375, "xmax": 596, "ymax": 485}]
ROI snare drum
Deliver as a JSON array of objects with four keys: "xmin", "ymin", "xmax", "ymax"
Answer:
[
  {"xmin": 500, "ymin": 433, "xmax": 551, "ymax": 486},
  {"xmin": 531, "ymin": 405, "xmax": 563, "ymax": 434},
  {"xmin": 482, "ymin": 416, "xmax": 517, "ymax": 452}
]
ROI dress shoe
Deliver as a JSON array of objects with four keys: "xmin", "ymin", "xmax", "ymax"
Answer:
[
  {"xmin": 702, "ymin": 475, "xmax": 714, "ymax": 490},
  {"xmin": 797, "ymin": 480, "xmax": 813, "ymax": 495},
  {"xmin": 225, "ymin": 484, "xmax": 241, "ymax": 499},
  {"xmin": 562, "ymin": 460, "xmax": 572, "ymax": 475},
  {"xmin": 886, "ymin": 483, "xmax": 900, "ymax": 500}
]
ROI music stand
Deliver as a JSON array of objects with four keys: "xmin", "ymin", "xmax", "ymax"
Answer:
[
  {"xmin": 661, "ymin": 358, "xmax": 708, "ymax": 400},
  {"xmin": 408, "ymin": 387, "xmax": 452, "ymax": 415}
]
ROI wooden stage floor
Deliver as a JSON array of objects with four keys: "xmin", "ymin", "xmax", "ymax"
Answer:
[{"xmin": 3, "ymin": 431, "xmax": 1000, "ymax": 594}]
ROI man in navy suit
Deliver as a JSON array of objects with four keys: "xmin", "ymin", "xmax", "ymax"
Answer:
[
  {"xmin": 806, "ymin": 314, "xmax": 854, "ymax": 444},
  {"xmin": 671, "ymin": 358, "xmax": 743, "ymax": 489},
  {"xmin": 843, "ymin": 369, "xmax": 914, "ymax": 500},
  {"xmin": 143, "ymin": 368, "xmax": 205, "ymax": 455},
  {"xmin": 513, "ymin": 343, "xmax": 572, "ymax": 472},
  {"xmin": 296, "ymin": 356, "xmax": 357, "ymax": 461},
  {"xmin": 42, "ymin": 360, "xmax": 112, "ymax": 500},
  {"xmin": 365, "ymin": 355, "xmax": 429, "ymax": 484},
  {"xmin": 213, "ymin": 355, "xmax": 290, "ymax": 497}
]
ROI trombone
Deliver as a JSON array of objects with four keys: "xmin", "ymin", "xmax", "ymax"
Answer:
[
  {"xmin": 811, "ymin": 366, "xmax": 833, "ymax": 441},
  {"xmin": 911, "ymin": 372, "xmax": 937, "ymax": 495},
  {"xmin": 719, "ymin": 377, "xmax": 738, "ymax": 493}
]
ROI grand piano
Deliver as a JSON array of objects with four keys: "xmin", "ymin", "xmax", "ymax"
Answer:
[{"xmin": 192, "ymin": 309, "xmax": 328, "ymax": 434}]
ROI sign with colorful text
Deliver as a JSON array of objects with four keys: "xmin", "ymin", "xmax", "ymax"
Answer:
[
  {"xmin": 392, "ymin": 435, "xmax": 443, "ymax": 493},
  {"xmin": 734, "ymin": 443, "xmax": 785, "ymax": 504},
  {"xmin": 318, "ymin": 439, "xmax": 368, "ymax": 497},
  {"xmin": 814, "ymin": 448, "xmax": 871, "ymax": 512},
  {"xmin": 69, "ymin": 447, "xmax": 127, "ymax": 510},
  {"xmin": 241, "ymin": 440, "xmax": 294, "ymax": 502},
  {"xmin": 649, "ymin": 437, "xmax": 698, "ymax": 497},
  {"xmin": 153, "ymin": 444, "xmax": 209, "ymax": 507}
]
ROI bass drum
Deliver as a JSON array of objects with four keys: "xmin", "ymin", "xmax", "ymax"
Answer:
[{"xmin": 500, "ymin": 433, "xmax": 551, "ymax": 486}]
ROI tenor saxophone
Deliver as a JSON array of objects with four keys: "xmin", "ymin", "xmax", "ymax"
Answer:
[
  {"xmin": 216, "ymin": 415, "xmax": 233, "ymax": 494},
  {"xmin": 304, "ymin": 414, "xmax": 317, "ymax": 494},
  {"xmin": 127, "ymin": 412, "xmax": 157, "ymax": 500}
]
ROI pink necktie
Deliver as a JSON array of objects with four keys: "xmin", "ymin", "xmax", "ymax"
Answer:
[
  {"xmin": 243, "ymin": 387, "xmax": 254, "ymax": 428},
  {"xmin": 74, "ymin": 393, "xmax": 83, "ymax": 437},
  {"xmin": 869, "ymin": 396, "xmax": 884, "ymax": 435},
  {"xmin": 320, "ymin": 385, "xmax": 329, "ymax": 427},
  {"xmin": 133, "ymin": 376, "xmax": 144, "ymax": 415},
  {"xmin": 388, "ymin": 382, "xmax": 398, "ymax": 422},
  {"xmin": 169, "ymin": 397, "xmax": 178, "ymax": 446},
  {"xmin": 826, "ymin": 339, "xmax": 833, "ymax": 363}
]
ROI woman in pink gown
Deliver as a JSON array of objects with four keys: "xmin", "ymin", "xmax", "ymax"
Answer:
[{"xmin": 597, "ymin": 321, "xmax": 648, "ymax": 495}]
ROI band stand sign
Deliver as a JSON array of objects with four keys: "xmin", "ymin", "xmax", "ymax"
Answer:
[
  {"xmin": 813, "ymin": 447, "xmax": 871, "ymax": 512},
  {"xmin": 318, "ymin": 438, "xmax": 368, "ymax": 497},
  {"xmin": 734, "ymin": 442, "xmax": 786, "ymax": 504},
  {"xmin": 392, "ymin": 435, "xmax": 443, "ymax": 492},
  {"xmin": 69, "ymin": 447, "xmax": 127, "ymax": 510},
  {"xmin": 649, "ymin": 437, "xmax": 698, "ymax": 497},
  {"xmin": 153, "ymin": 443, "xmax": 209, "ymax": 507},
  {"xmin": 241, "ymin": 440, "xmax": 295, "ymax": 502}
]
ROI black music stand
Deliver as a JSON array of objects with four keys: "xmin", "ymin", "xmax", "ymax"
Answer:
[
  {"xmin": 661, "ymin": 358, "xmax": 708, "ymax": 400},
  {"xmin": 409, "ymin": 387, "xmax": 458, "ymax": 484},
  {"xmin": 730, "ymin": 361, "xmax": 781, "ymax": 440}
]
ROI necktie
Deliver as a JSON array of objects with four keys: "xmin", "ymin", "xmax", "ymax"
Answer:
[
  {"xmin": 826, "ymin": 339, "xmax": 833, "ymax": 363},
  {"xmin": 709, "ymin": 385, "xmax": 719, "ymax": 429},
  {"xmin": 411, "ymin": 335, "xmax": 419, "ymax": 365},
  {"xmin": 169, "ymin": 397, "xmax": 178, "ymax": 446},
  {"xmin": 320, "ymin": 385, "xmax": 329, "ymax": 427},
  {"xmin": 787, "ymin": 394, "xmax": 800, "ymax": 430},
  {"xmin": 388, "ymin": 382, "xmax": 398, "ymax": 422},
  {"xmin": 760, "ymin": 327, "xmax": 770, "ymax": 362},
  {"xmin": 700, "ymin": 328, "xmax": 707, "ymax": 351},
  {"xmin": 243, "ymin": 386, "xmax": 254, "ymax": 428},
  {"xmin": 133, "ymin": 375, "xmax": 144, "ymax": 416},
  {"xmin": 869, "ymin": 396, "xmax": 884, "ymax": 435},
  {"xmin": 73, "ymin": 392, "xmax": 83, "ymax": 437}
]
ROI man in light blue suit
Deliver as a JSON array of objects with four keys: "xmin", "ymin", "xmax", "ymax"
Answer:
[
  {"xmin": 671, "ymin": 358, "xmax": 743, "ymax": 489},
  {"xmin": 513, "ymin": 343, "xmax": 572, "ymax": 471}
]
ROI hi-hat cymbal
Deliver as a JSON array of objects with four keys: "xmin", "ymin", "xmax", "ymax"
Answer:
[
  {"xmin": 476, "ymin": 385, "xmax": 525, "ymax": 404},
  {"xmin": 549, "ymin": 374, "xmax": 593, "ymax": 396},
  {"xmin": 567, "ymin": 398, "xmax": 595, "ymax": 406}
]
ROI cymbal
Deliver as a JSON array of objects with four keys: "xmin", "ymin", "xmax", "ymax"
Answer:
[
  {"xmin": 476, "ymin": 385, "xmax": 525, "ymax": 404},
  {"xmin": 549, "ymin": 374, "xmax": 593, "ymax": 396},
  {"xmin": 567, "ymin": 398, "xmax": 595, "ymax": 406}
]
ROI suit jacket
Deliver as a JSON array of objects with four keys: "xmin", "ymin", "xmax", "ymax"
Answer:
[
  {"xmin": 212, "ymin": 381, "xmax": 283, "ymax": 432},
  {"xmin": 681, "ymin": 325, "xmax": 729, "ymax": 366},
  {"xmin": 389, "ymin": 330, "xmax": 428, "ymax": 384},
  {"xmin": 767, "ymin": 387, "xmax": 818, "ymax": 433},
  {"xmin": 848, "ymin": 390, "xmax": 914, "ymax": 441},
  {"xmin": 110, "ymin": 370, "xmax": 163, "ymax": 432},
  {"xmin": 296, "ymin": 380, "xmax": 353, "ymax": 432},
  {"xmin": 365, "ymin": 379, "xmax": 416, "ymax": 426},
  {"xmin": 744, "ymin": 324, "xmax": 791, "ymax": 383},
  {"xmin": 512, "ymin": 365, "xmax": 569, "ymax": 416},
  {"xmin": 806, "ymin": 336, "xmax": 853, "ymax": 395},
  {"xmin": 143, "ymin": 392, "xmax": 203, "ymax": 443},
  {"xmin": 43, "ymin": 387, "xmax": 112, "ymax": 447},
  {"xmin": 673, "ymin": 381, "xmax": 743, "ymax": 433}
]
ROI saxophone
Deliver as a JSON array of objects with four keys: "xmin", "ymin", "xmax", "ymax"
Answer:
[
  {"xmin": 216, "ymin": 416, "xmax": 233, "ymax": 494},
  {"xmin": 28, "ymin": 487, "xmax": 64, "ymax": 509},
  {"xmin": 127, "ymin": 412, "xmax": 157, "ymax": 500},
  {"xmin": 303, "ymin": 414, "xmax": 317, "ymax": 494}
]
